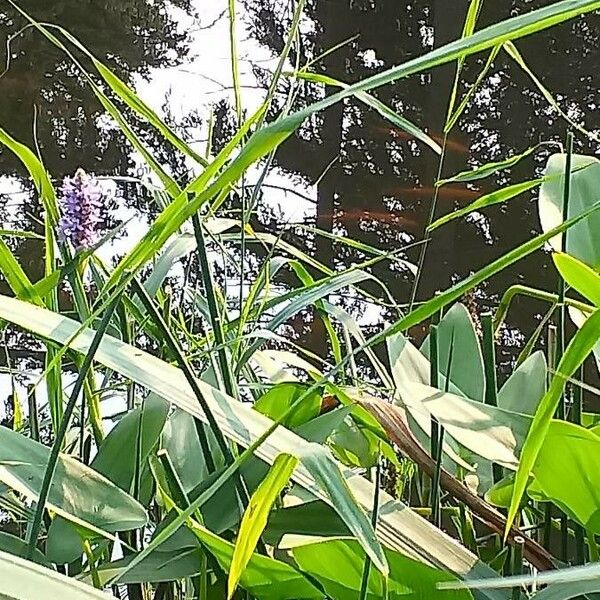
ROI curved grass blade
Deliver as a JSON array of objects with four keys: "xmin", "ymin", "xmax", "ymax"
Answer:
[
  {"xmin": 5, "ymin": 1, "xmax": 180, "ymax": 194},
  {"xmin": 293, "ymin": 70, "xmax": 442, "ymax": 154},
  {"xmin": 553, "ymin": 252, "xmax": 600, "ymax": 306},
  {"xmin": 370, "ymin": 200, "xmax": 600, "ymax": 345},
  {"xmin": 428, "ymin": 179, "xmax": 543, "ymax": 231},
  {"xmin": 504, "ymin": 41, "xmax": 599, "ymax": 143},
  {"xmin": 437, "ymin": 145, "xmax": 542, "ymax": 187}
]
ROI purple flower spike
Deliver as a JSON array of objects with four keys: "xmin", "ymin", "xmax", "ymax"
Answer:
[{"xmin": 57, "ymin": 168, "xmax": 104, "ymax": 251}]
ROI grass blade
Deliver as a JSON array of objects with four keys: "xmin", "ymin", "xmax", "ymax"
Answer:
[
  {"xmin": 506, "ymin": 308, "xmax": 600, "ymax": 537},
  {"xmin": 428, "ymin": 179, "xmax": 543, "ymax": 231},
  {"xmin": 228, "ymin": 453, "xmax": 297, "ymax": 598}
]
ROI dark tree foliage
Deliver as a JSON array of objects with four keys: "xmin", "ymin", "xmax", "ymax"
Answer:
[
  {"xmin": 241, "ymin": 0, "xmax": 600, "ymax": 353},
  {"xmin": 0, "ymin": 0, "xmax": 195, "ymax": 283}
]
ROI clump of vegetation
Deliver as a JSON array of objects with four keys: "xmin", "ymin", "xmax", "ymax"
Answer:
[{"xmin": 0, "ymin": 1, "xmax": 599, "ymax": 599}]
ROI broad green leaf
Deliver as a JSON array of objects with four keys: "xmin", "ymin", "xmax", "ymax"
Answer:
[
  {"xmin": 0, "ymin": 295, "xmax": 511, "ymax": 589},
  {"xmin": 187, "ymin": 517, "xmax": 322, "ymax": 600},
  {"xmin": 91, "ymin": 393, "xmax": 170, "ymax": 503},
  {"xmin": 0, "ymin": 532, "xmax": 49, "ymax": 566},
  {"xmin": 387, "ymin": 334, "xmax": 478, "ymax": 472},
  {"xmin": 539, "ymin": 154, "xmax": 600, "ymax": 268},
  {"xmin": 0, "ymin": 550, "xmax": 109, "ymax": 599},
  {"xmin": 533, "ymin": 420, "xmax": 600, "ymax": 533},
  {"xmin": 553, "ymin": 252, "xmax": 600, "ymax": 306},
  {"xmin": 161, "ymin": 409, "xmax": 226, "ymax": 493},
  {"xmin": 497, "ymin": 351, "xmax": 547, "ymax": 416},
  {"xmin": 264, "ymin": 499, "xmax": 350, "ymax": 546},
  {"xmin": 254, "ymin": 383, "xmax": 322, "ymax": 428},
  {"xmin": 45, "ymin": 517, "xmax": 84, "ymax": 565},
  {"xmin": 437, "ymin": 145, "xmax": 540, "ymax": 186},
  {"xmin": 429, "ymin": 179, "xmax": 542, "ymax": 231},
  {"xmin": 94, "ymin": 394, "xmax": 170, "ymax": 486},
  {"xmin": 293, "ymin": 538, "xmax": 473, "ymax": 600},
  {"xmin": 0, "ymin": 425, "xmax": 147, "ymax": 533},
  {"xmin": 93, "ymin": 545, "xmax": 204, "ymax": 585},
  {"xmin": 421, "ymin": 303, "xmax": 485, "ymax": 402},
  {"xmin": 507, "ymin": 308, "xmax": 600, "ymax": 536},
  {"xmin": 394, "ymin": 382, "xmax": 530, "ymax": 470},
  {"xmin": 229, "ymin": 453, "xmax": 298, "ymax": 598}
]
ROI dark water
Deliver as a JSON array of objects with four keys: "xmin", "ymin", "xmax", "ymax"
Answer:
[{"xmin": 0, "ymin": 1, "xmax": 599, "ymax": 378}]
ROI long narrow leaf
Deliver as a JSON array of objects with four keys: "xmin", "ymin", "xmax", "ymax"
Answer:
[
  {"xmin": 228, "ymin": 453, "xmax": 297, "ymax": 598},
  {"xmin": 0, "ymin": 294, "xmax": 509, "ymax": 592},
  {"xmin": 506, "ymin": 308, "xmax": 600, "ymax": 536}
]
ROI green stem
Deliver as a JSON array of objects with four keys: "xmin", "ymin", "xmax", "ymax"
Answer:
[
  {"xmin": 190, "ymin": 206, "xmax": 236, "ymax": 398},
  {"xmin": 26, "ymin": 293, "xmax": 121, "ymax": 559},
  {"xmin": 358, "ymin": 453, "xmax": 382, "ymax": 600},
  {"xmin": 557, "ymin": 132, "xmax": 573, "ymax": 560},
  {"xmin": 494, "ymin": 284, "xmax": 592, "ymax": 332}
]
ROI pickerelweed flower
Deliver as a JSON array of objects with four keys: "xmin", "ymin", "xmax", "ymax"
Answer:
[{"xmin": 57, "ymin": 168, "xmax": 105, "ymax": 251}]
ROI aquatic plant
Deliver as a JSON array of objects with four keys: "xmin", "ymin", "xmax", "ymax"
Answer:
[
  {"xmin": 0, "ymin": 1, "xmax": 598, "ymax": 600},
  {"xmin": 57, "ymin": 168, "xmax": 104, "ymax": 251}
]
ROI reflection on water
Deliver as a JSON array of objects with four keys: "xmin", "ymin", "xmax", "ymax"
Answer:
[{"xmin": 0, "ymin": 0, "xmax": 598, "ymax": 372}]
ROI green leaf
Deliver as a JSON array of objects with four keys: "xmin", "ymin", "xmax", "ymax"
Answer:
[
  {"xmin": 264, "ymin": 499, "xmax": 350, "ymax": 546},
  {"xmin": 533, "ymin": 420, "xmax": 600, "ymax": 533},
  {"xmin": 497, "ymin": 351, "xmax": 547, "ymax": 416},
  {"xmin": 0, "ymin": 532, "xmax": 49, "ymax": 566},
  {"xmin": 293, "ymin": 538, "xmax": 473, "ymax": 600},
  {"xmin": 0, "ymin": 237, "xmax": 42, "ymax": 304},
  {"xmin": 507, "ymin": 308, "xmax": 600, "ymax": 536},
  {"xmin": 0, "ymin": 425, "xmax": 147, "ymax": 533},
  {"xmin": 0, "ymin": 294, "xmax": 511, "ymax": 589},
  {"xmin": 0, "ymin": 126, "xmax": 58, "ymax": 227},
  {"xmin": 539, "ymin": 154, "xmax": 600, "ymax": 268},
  {"xmin": 92, "ymin": 393, "xmax": 170, "ymax": 502},
  {"xmin": 395, "ymin": 382, "xmax": 530, "ymax": 470},
  {"xmin": 161, "ymin": 408, "xmax": 226, "ymax": 493},
  {"xmin": 437, "ymin": 145, "xmax": 540, "ymax": 186},
  {"xmin": 94, "ymin": 545, "xmax": 204, "ymax": 585},
  {"xmin": 0, "ymin": 550, "xmax": 109, "ymax": 599},
  {"xmin": 553, "ymin": 252, "xmax": 600, "ymax": 306},
  {"xmin": 229, "ymin": 453, "xmax": 298, "ymax": 599},
  {"xmin": 254, "ymin": 383, "xmax": 322, "ymax": 429},
  {"xmin": 429, "ymin": 179, "xmax": 542, "ymax": 231},
  {"xmin": 187, "ymin": 518, "xmax": 322, "ymax": 600},
  {"xmin": 421, "ymin": 303, "xmax": 485, "ymax": 402},
  {"xmin": 45, "ymin": 517, "xmax": 84, "ymax": 565},
  {"xmin": 293, "ymin": 70, "xmax": 442, "ymax": 154}
]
